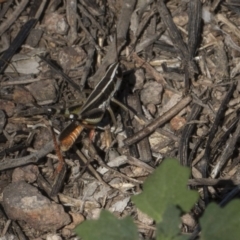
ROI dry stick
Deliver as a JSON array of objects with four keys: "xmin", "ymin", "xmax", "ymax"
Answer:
[
  {"xmin": 219, "ymin": 185, "xmax": 240, "ymax": 207},
  {"xmin": 188, "ymin": 178, "xmax": 239, "ymax": 187},
  {"xmin": 216, "ymin": 13, "xmax": 240, "ymax": 40},
  {"xmin": 79, "ymin": 0, "xmax": 104, "ymax": 17},
  {"xmin": 210, "ymin": 115, "xmax": 239, "ymax": 158},
  {"xmin": 132, "ymin": 8, "xmax": 158, "ymax": 48},
  {"xmin": 211, "ymin": 0, "xmax": 222, "ymax": 11},
  {"xmin": 73, "ymin": 146, "xmax": 110, "ymax": 188},
  {"xmin": 157, "ymin": 0, "xmax": 199, "ymax": 90},
  {"xmin": 31, "ymin": 0, "xmax": 47, "ymax": 19},
  {"xmin": 157, "ymin": 0, "xmax": 189, "ymax": 61},
  {"xmin": 78, "ymin": 4, "xmax": 105, "ymax": 36},
  {"xmin": 121, "ymin": 90, "xmax": 139, "ymax": 159},
  {"xmin": 66, "ymin": 0, "xmax": 78, "ymax": 45},
  {"xmin": 211, "ymin": 118, "xmax": 240, "ymax": 178},
  {"xmin": 37, "ymin": 173, "xmax": 59, "ymax": 202},
  {"xmin": 0, "ymin": 0, "xmax": 29, "ymax": 36},
  {"xmin": 135, "ymin": 32, "xmax": 162, "ymax": 54},
  {"xmin": 179, "ymin": 104, "xmax": 202, "ymax": 167},
  {"xmin": 124, "ymin": 96, "xmax": 192, "ymax": 146},
  {"xmin": 200, "ymin": 84, "xmax": 235, "ymax": 205},
  {"xmin": 12, "ymin": 222, "xmax": 27, "ymax": 240},
  {"xmin": 132, "ymin": 52, "xmax": 167, "ymax": 86},
  {"xmin": 0, "ymin": 0, "xmax": 14, "ymax": 20},
  {"xmin": 0, "ymin": 19, "xmax": 37, "ymax": 73},
  {"xmin": 0, "ymin": 141, "xmax": 54, "ymax": 171},
  {"xmin": 79, "ymin": 40, "xmax": 95, "ymax": 91},
  {"xmin": 127, "ymin": 94, "xmax": 152, "ymax": 162},
  {"xmin": 98, "ymin": 155, "xmax": 143, "ymax": 184},
  {"xmin": 58, "ymin": 193, "xmax": 100, "ymax": 209},
  {"xmin": 127, "ymin": 155, "xmax": 155, "ymax": 173},
  {"xmin": 1, "ymin": 219, "xmax": 11, "ymax": 237},
  {"xmin": 188, "ymin": 0, "xmax": 202, "ymax": 60},
  {"xmin": 39, "ymin": 55, "xmax": 81, "ymax": 91},
  {"xmin": 49, "ymin": 125, "xmax": 67, "ymax": 197},
  {"xmin": 76, "ymin": 14, "xmax": 103, "ymax": 55},
  {"xmin": 186, "ymin": 0, "xmax": 202, "ymax": 89},
  {"xmin": 0, "ymin": 77, "xmax": 41, "ymax": 86},
  {"xmin": 202, "ymin": 84, "xmax": 236, "ymax": 178},
  {"xmin": 82, "ymin": 138, "xmax": 143, "ymax": 184},
  {"xmin": 88, "ymin": 0, "xmax": 136, "ymax": 87}
]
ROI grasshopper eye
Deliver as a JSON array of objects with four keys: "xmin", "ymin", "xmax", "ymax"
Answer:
[{"xmin": 69, "ymin": 114, "xmax": 78, "ymax": 120}]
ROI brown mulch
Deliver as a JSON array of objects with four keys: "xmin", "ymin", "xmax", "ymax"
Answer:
[{"xmin": 0, "ymin": 0, "xmax": 240, "ymax": 239}]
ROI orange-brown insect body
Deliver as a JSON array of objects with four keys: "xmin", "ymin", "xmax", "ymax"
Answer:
[{"xmin": 59, "ymin": 124, "xmax": 84, "ymax": 151}]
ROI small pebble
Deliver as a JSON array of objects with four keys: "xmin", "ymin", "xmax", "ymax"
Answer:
[
  {"xmin": 46, "ymin": 235, "xmax": 62, "ymax": 240},
  {"xmin": 58, "ymin": 46, "xmax": 86, "ymax": 71},
  {"xmin": 181, "ymin": 213, "xmax": 196, "ymax": 229},
  {"xmin": 12, "ymin": 165, "xmax": 39, "ymax": 183},
  {"xmin": 46, "ymin": 234, "xmax": 62, "ymax": 240},
  {"xmin": 26, "ymin": 79, "xmax": 57, "ymax": 104},
  {"xmin": 44, "ymin": 13, "xmax": 69, "ymax": 35},
  {"xmin": 146, "ymin": 103, "xmax": 156, "ymax": 116},
  {"xmin": 65, "ymin": 212, "xmax": 84, "ymax": 230},
  {"xmin": 132, "ymin": 68, "xmax": 145, "ymax": 91},
  {"xmin": 137, "ymin": 209, "xmax": 154, "ymax": 225},
  {"xmin": 170, "ymin": 116, "xmax": 186, "ymax": 131},
  {"xmin": 0, "ymin": 100, "xmax": 15, "ymax": 117},
  {"xmin": 140, "ymin": 81, "xmax": 163, "ymax": 105}
]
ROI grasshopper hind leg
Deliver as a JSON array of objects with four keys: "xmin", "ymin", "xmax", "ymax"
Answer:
[
  {"xmin": 107, "ymin": 106, "xmax": 118, "ymax": 132},
  {"xmin": 111, "ymin": 97, "xmax": 145, "ymax": 125}
]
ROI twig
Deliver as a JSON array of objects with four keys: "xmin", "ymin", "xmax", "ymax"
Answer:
[
  {"xmin": 211, "ymin": 118, "xmax": 240, "ymax": 178},
  {"xmin": 188, "ymin": 0, "xmax": 202, "ymax": 59},
  {"xmin": 219, "ymin": 185, "xmax": 240, "ymax": 207},
  {"xmin": 0, "ymin": 0, "xmax": 14, "ymax": 20},
  {"xmin": 73, "ymin": 146, "xmax": 110, "ymax": 188},
  {"xmin": 76, "ymin": 14, "xmax": 102, "ymax": 54},
  {"xmin": 157, "ymin": 0, "xmax": 189, "ymax": 61},
  {"xmin": 127, "ymin": 94, "xmax": 152, "ymax": 162},
  {"xmin": 78, "ymin": 3, "xmax": 105, "ymax": 36},
  {"xmin": 124, "ymin": 95, "xmax": 192, "ymax": 146},
  {"xmin": 201, "ymin": 84, "xmax": 235, "ymax": 178},
  {"xmin": 88, "ymin": 0, "xmax": 136, "ymax": 87},
  {"xmin": 200, "ymin": 84, "xmax": 235, "ymax": 204},
  {"xmin": 0, "ymin": 77, "xmax": 41, "ymax": 86},
  {"xmin": 79, "ymin": 40, "xmax": 96, "ymax": 91},
  {"xmin": 132, "ymin": 52, "xmax": 167, "ymax": 86},
  {"xmin": 216, "ymin": 13, "xmax": 240, "ymax": 40},
  {"xmin": 82, "ymin": 138, "xmax": 143, "ymax": 184},
  {"xmin": 157, "ymin": 0, "xmax": 199, "ymax": 90},
  {"xmin": 49, "ymin": 123, "xmax": 67, "ymax": 196},
  {"xmin": 131, "ymin": 8, "xmax": 158, "ymax": 48},
  {"xmin": 0, "ymin": 141, "xmax": 54, "ymax": 171},
  {"xmin": 66, "ymin": 0, "xmax": 78, "ymax": 45},
  {"xmin": 30, "ymin": 0, "xmax": 47, "ymax": 19},
  {"xmin": 0, "ymin": 19, "xmax": 37, "ymax": 73},
  {"xmin": 39, "ymin": 55, "xmax": 81, "ymax": 91},
  {"xmin": 0, "ymin": 0, "xmax": 29, "ymax": 36},
  {"xmin": 188, "ymin": 178, "xmax": 238, "ymax": 186},
  {"xmin": 179, "ymin": 104, "xmax": 202, "ymax": 166}
]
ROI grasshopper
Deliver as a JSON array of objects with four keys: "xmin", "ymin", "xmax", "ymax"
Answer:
[{"xmin": 58, "ymin": 61, "xmax": 122, "ymax": 151}]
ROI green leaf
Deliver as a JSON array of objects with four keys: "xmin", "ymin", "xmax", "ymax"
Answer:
[
  {"xmin": 75, "ymin": 210, "xmax": 138, "ymax": 240},
  {"xmin": 200, "ymin": 200, "xmax": 240, "ymax": 240},
  {"xmin": 156, "ymin": 205, "xmax": 188, "ymax": 240},
  {"xmin": 132, "ymin": 158, "xmax": 199, "ymax": 222}
]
